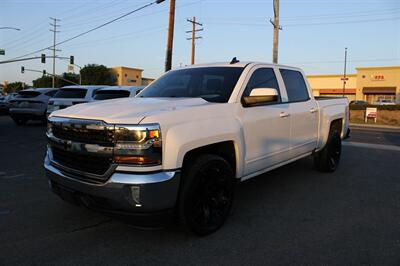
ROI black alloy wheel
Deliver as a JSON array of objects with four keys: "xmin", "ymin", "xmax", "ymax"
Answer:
[{"xmin": 179, "ymin": 154, "xmax": 235, "ymax": 236}]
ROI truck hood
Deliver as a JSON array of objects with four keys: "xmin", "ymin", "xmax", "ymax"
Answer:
[{"xmin": 50, "ymin": 97, "xmax": 211, "ymax": 124}]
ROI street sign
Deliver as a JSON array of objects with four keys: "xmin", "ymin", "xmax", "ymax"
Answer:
[
  {"xmin": 365, "ymin": 107, "xmax": 377, "ymax": 123},
  {"xmin": 68, "ymin": 64, "xmax": 74, "ymax": 73},
  {"xmin": 0, "ymin": 49, "xmax": 5, "ymax": 55},
  {"xmin": 341, "ymin": 77, "xmax": 348, "ymax": 81}
]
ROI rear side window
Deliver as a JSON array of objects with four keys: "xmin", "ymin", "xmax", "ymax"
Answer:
[
  {"xmin": 16, "ymin": 91, "xmax": 41, "ymax": 98},
  {"xmin": 243, "ymin": 68, "xmax": 280, "ymax": 99},
  {"xmin": 45, "ymin": 90, "xmax": 58, "ymax": 97},
  {"xmin": 94, "ymin": 90, "xmax": 130, "ymax": 100},
  {"xmin": 280, "ymin": 69, "xmax": 309, "ymax": 102},
  {"xmin": 54, "ymin": 89, "xmax": 87, "ymax": 99}
]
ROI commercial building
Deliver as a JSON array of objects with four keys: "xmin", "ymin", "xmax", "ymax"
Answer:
[
  {"xmin": 112, "ymin": 66, "xmax": 154, "ymax": 86},
  {"xmin": 307, "ymin": 66, "xmax": 400, "ymax": 104}
]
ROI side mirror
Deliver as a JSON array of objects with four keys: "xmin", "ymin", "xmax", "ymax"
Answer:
[{"xmin": 242, "ymin": 88, "xmax": 279, "ymax": 107}]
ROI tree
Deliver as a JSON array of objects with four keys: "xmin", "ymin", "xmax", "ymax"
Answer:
[
  {"xmin": 4, "ymin": 82, "xmax": 26, "ymax": 93},
  {"xmin": 32, "ymin": 73, "xmax": 80, "ymax": 88},
  {"xmin": 32, "ymin": 76, "xmax": 53, "ymax": 88},
  {"xmin": 80, "ymin": 64, "xmax": 116, "ymax": 85}
]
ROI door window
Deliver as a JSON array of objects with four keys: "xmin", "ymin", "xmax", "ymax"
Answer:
[
  {"xmin": 242, "ymin": 68, "xmax": 280, "ymax": 101},
  {"xmin": 280, "ymin": 69, "xmax": 309, "ymax": 102}
]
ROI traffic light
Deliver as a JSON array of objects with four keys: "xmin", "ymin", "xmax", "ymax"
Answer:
[
  {"xmin": 70, "ymin": 56, "xmax": 74, "ymax": 65},
  {"xmin": 41, "ymin": 54, "xmax": 46, "ymax": 64},
  {"xmin": 21, "ymin": 66, "xmax": 24, "ymax": 73},
  {"xmin": 43, "ymin": 70, "xmax": 46, "ymax": 76}
]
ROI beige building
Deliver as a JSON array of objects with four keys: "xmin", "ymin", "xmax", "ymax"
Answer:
[
  {"xmin": 112, "ymin": 66, "xmax": 143, "ymax": 86},
  {"xmin": 307, "ymin": 66, "xmax": 400, "ymax": 104}
]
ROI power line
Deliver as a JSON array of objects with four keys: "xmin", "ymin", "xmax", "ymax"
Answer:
[{"xmin": 3, "ymin": 0, "xmax": 165, "ymax": 62}]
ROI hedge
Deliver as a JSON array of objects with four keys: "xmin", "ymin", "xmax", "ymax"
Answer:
[{"xmin": 349, "ymin": 104, "xmax": 400, "ymax": 111}]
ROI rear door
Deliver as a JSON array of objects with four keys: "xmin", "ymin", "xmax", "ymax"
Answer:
[
  {"xmin": 280, "ymin": 68, "xmax": 318, "ymax": 158},
  {"xmin": 240, "ymin": 66, "xmax": 291, "ymax": 175}
]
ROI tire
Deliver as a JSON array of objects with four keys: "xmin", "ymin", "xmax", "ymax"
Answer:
[
  {"xmin": 178, "ymin": 154, "xmax": 235, "ymax": 236},
  {"xmin": 12, "ymin": 117, "xmax": 27, "ymax": 126},
  {"xmin": 313, "ymin": 128, "xmax": 342, "ymax": 172}
]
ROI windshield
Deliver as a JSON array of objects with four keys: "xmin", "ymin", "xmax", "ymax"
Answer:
[
  {"xmin": 139, "ymin": 67, "xmax": 244, "ymax": 103},
  {"xmin": 93, "ymin": 90, "xmax": 130, "ymax": 100},
  {"xmin": 54, "ymin": 88, "xmax": 87, "ymax": 99}
]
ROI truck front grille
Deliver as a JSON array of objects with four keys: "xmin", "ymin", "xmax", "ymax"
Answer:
[
  {"xmin": 52, "ymin": 123, "xmax": 114, "ymax": 146},
  {"xmin": 48, "ymin": 117, "xmax": 115, "ymax": 183},
  {"xmin": 52, "ymin": 147, "xmax": 112, "ymax": 177}
]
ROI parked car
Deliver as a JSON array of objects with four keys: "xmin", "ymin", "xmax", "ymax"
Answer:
[
  {"xmin": 0, "ymin": 93, "xmax": 17, "ymax": 114},
  {"xmin": 9, "ymin": 88, "xmax": 58, "ymax": 125},
  {"xmin": 93, "ymin": 86, "xmax": 145, "ymax": 101},
  {"xmin": 47, "ymin": 85, "xmax": 108, "ymax": 115},
  {"xmin": 45, "ymin": 61, "xmax": 349, "ymax": 235},
  {"xmin": 349, "ymin": 100, "xmax": 368, "ymax": 105},
  {"xmin": 374, "ymin": 99, "xmax": 396, "ymax": 105}
]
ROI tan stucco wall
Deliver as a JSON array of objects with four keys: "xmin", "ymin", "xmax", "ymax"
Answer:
[{"xmin": 112, "ymin": 67, "xmax": 143, "ymax": 86}]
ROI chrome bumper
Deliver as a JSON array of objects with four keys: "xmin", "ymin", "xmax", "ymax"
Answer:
[{"xmin": 44, "ymin": 152, "xmax": 180, "ymax": 214}]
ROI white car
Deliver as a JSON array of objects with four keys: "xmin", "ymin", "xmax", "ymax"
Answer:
[
  {"xmin": 93, "ymin": 86, "xmax": 145, "ymax": 101},
  {"xmin": 374, "ymin": 99, "xmax": 396, "ymax": 105},
  {"xmin": 45, "ymin": 61, "xmax": 349, "ymax": 235},
  {"xmin": 47, "ymin": 85, "xmax": 108, "ymax": 115}
]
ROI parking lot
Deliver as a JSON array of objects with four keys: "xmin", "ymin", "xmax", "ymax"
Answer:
[{"xmin": 1, "ymin": 115, "xmax": 400, "ymax": 265}]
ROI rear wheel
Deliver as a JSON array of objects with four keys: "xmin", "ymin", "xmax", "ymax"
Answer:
[
  {"xmin": 179, "ymin": 154, "xmax": 235, "ymax": 236},
  {"xmin": 314, "ymin": 128, "xmax": 342, "ymax": 172}
]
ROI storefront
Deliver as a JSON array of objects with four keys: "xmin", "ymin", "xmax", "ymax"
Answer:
[{"xmin": 307, "ymin": 66, "xmax": 400, "ymax": 104}]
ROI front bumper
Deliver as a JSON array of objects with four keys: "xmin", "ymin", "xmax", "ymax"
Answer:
[{"xmin": 44, "ymin": 152, "xmax": 180, "ymax": 225}]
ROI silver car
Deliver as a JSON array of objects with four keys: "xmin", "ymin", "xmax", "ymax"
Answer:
[
  {"xmin": 9, "ymin": 88, "xmax": 58, "ymax": 125},
  {"xmin": 93, "ymin": 86, "xmax": 145, "ymax": 101}
]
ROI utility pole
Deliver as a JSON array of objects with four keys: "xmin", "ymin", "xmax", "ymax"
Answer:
[
  {"xmin": 269, "ymin": 0, "xmax": 282, "ymax": 64},
  {"xmin": 186, "ymin": 16, "xmax": 203, "ymax": 65},
  {"xmin": 49, "ymin": 17, "xmax": 61, "ymax": 88},
  {"xmin": 165, "ymin": 0, "xmax": 175, "ymax": 72},
  {"xmin": 342, "ymin": 47, "xmax": 348, "ymax": 98}
]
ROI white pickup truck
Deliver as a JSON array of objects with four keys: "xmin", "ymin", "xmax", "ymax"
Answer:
[{"xmin": 44, "ymin": 61, "xmax": 349, "ymax": 235}]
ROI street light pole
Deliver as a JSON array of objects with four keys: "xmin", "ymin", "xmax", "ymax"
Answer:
[{"xmin": 342, "ymin": 47, "xmax": 348, "ymax": 98}]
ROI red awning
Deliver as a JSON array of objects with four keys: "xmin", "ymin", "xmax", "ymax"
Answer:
[{"xmin": 319, "ymin": 88, "xmax": 356, "ymax": 94}]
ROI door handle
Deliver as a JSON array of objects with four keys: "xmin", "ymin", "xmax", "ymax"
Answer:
[
  {"xmin": 279, "ymin": 112, "xmax": 290, "ymax": 118},
  {"xmin": 310, "ymin": 108, "xmax": 317, "ymax": 113}
]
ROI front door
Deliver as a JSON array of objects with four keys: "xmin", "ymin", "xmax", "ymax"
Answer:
[{"xmin": 240, "ymin": 67, "xmax": 291, "ymax": 176}]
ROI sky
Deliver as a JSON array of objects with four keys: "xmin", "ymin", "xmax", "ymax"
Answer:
[{"xmin": 0, "ymin": 0, "xmax": 399, "ymax": 85}]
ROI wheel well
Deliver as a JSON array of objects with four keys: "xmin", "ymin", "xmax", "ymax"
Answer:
[
  {"xmin": 330, "ymin": 118, "xmax": 343, "ymax": 133},
  {"xmin": 182, "ymin": 141, "xmax": 237, "ymax": 174}
]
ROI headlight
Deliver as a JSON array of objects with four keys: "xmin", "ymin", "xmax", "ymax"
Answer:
[{"xmin": 114, "ymin": 124, "xmax": 162, "ymax": 166}]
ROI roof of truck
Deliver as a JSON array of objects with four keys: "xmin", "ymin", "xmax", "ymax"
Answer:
[{"xmin": 181, "ymin": 61, "xmax": 301, "ymax": 70}]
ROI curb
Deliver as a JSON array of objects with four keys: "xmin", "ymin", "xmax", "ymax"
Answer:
[{"xmin": 350, "ymin": 123, "xmax": 400, "ymax": 130}]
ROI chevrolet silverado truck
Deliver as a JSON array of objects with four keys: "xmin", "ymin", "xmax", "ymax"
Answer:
[{"xmin": 44, "ymin": 61, "xmax": 349, "ymax": 235}]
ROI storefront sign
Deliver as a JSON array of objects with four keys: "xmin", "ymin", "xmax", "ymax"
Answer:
[
  {"xmin": 370, "ymin": 75, "xmax": 385, "ymax": 81},
  {"xmin": 365, "ymin": 107, "xmax": 377, "ymax": 123}
]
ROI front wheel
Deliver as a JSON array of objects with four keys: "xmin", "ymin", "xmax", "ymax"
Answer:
[
  {"xmin": 314, "ymin": 130, "xmax": 342, "ymax": 172},
  {"xmin": 178, "ymin": 154, "xmax": 235, "ymax": 236}
]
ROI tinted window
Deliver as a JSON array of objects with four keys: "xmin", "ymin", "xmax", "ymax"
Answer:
[
  {"xmin": 280, "ymin": 69, "xmax": 309, "ymax": 102},
  {"xmin": 16, "ymin": 91, "xmax": 41, "ymax": 98},
  {"xmin": 139, "ymin": 67, "xmax": 244, "ymax": 103},
  {"xmin": 243, "ymin": 68, "xmax": 280, "ymax": 100},
  {"xmin": 94, "ymin": 90, "xmax": 130, "ymax": 100},
  {"xmin": 45, "ymin": 90, "xmax": 58, "ymax": 97},
  {"xmin": 54, "ymin": 88, "xmax": 87, "ymax": 99}
]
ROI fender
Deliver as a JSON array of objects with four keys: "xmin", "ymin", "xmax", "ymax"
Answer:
[{"xmin": 162, "ymin": 117, "xmax": 245, "ymax": 178}]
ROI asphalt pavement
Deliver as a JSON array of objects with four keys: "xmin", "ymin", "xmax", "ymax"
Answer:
[{"xmin": 0, "ymin": 116, "xmax": 400, "ymax": 265}]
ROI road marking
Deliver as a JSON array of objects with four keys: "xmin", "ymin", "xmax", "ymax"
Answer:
[{"xmin": 343, "ymin": 141, "xmax": 400, "ymax": 152}]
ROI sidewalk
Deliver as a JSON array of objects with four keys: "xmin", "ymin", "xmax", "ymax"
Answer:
[{"xmin": 350, "ymin": 123, "xmax": 400, "ymax": 130}]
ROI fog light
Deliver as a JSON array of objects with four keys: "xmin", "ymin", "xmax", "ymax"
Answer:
[{"xmin": 130, "ymin": 186, "xmax": 141, "ymax": 207}]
